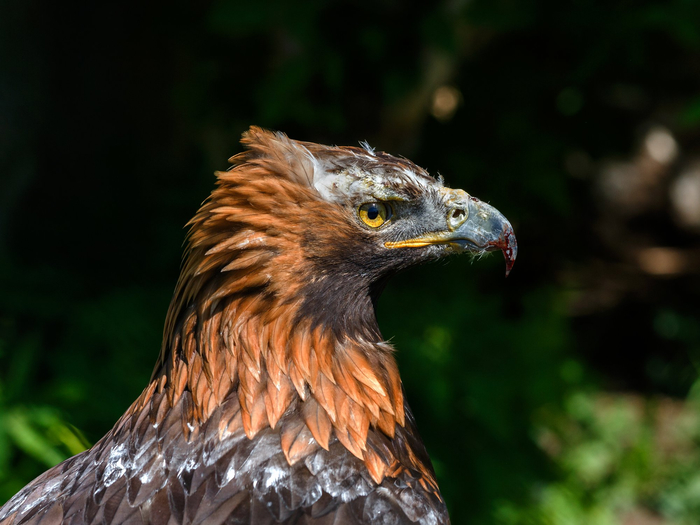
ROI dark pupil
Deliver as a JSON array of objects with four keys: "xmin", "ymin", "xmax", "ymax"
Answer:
[{"xmin": 367, "ymin": 205, "xmax": 379, "ymax": 220}]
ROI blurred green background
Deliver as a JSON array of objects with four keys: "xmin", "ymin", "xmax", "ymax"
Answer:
[{"xmin": 2, "ymin": 0, "xmax": 700, "ymax": 523}]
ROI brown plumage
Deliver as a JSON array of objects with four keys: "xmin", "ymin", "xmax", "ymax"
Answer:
[{"xmin": 0, "ymin": 127, "xmax": 517, "ymax": 525}]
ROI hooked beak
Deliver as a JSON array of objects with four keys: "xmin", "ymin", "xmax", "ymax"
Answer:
[{"xmin": 384, "ymin": 190, "xmax": 518, "ymax": 276}]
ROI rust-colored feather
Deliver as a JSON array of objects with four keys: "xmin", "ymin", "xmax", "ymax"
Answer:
[
  {"xmin": 335, "ymin": 427, "xmax": 364, "ymax": 460},
  {"xmin": 290, "ymin": 329, "xmax": 312, "ymax": 378},
  {"xmin": 280, "ymin": 418, "xmax": 318, "ymax": 465},
  {"xmin": 363, "ymin": 446, "xmax": 389, "ymax": 485},
  {"xmin": 332, "ymin": 359, "xmax": 366, "ymax": 408},
  {"xmin": 221, "ymin": 250, "xmax": 269, "ymax": 273},
  {"xmin": 342, "ymin": 347, "xmax": 387, "ymax": 397},
  {"xmin": 385, "ymin": 357, "xmax": 405, "ymax": 426},
  {"xmin": 264, "ymin": 375, "xmax": 292, "ymax": 429},
  {"xmin": 301, "ymin": 398, "xmax": 332, "ymax": 450},
  {"xmin": 313, "ymin": 328, "xmax": 336, "ymax": 385},
  {"xmin": 288, "ymin": 362, "xmax": 307, "ymax": 400},
  {"xmin": 376, "ymin": 409, "xmax": 396, "ymax": 439},
  {"xmin": 314, "ymin": 373, "xmax": 338, "ymax": 423},
  {"xmin": 265, "ymin": 348, "xmax": 283, "ymax": 390},
  {"xmin": 240, "ymin": 388, "xmax": 268, "ymax": 439}
]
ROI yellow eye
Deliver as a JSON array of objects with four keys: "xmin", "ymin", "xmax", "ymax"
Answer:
[{"xmin": 358, "ymin": 202, "xmax": 391, "ymax": 228}]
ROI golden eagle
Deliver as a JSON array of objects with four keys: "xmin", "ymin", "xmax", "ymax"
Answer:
[{"xmin": 0, "ymin": 128, "xmax": 516, "ymax": 525}]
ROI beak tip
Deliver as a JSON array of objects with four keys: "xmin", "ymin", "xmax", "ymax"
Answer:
[{"xmin": 502, "ymin": 229, "xmax": 518, "ymax": 278}]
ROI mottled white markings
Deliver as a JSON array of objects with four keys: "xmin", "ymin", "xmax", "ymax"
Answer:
[
  {"xmin": 224, "ymin": 462, "xmax": 237, "ymax": 485},
  {"xmin": 103, "ymin": 443, "xmax": 129, "ymax": 487}
]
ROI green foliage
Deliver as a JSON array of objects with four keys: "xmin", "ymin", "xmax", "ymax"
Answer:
[
  {"xmin": 0, "ymin": 260, "xmax": 165, "ymax": 501},
  {"xmin": 494, "ymin": 386, "xmax": 700, "ymax": 524},
  {"xmin": 0, "ymin": 319, "xmax": 89, "ymax": 497}
]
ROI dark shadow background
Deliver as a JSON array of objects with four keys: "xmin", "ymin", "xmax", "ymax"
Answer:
[{"xmin": 2, "ymin": 1, "xmax": 700, "ymax": 523}]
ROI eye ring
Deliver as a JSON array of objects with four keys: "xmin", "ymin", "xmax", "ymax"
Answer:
[{"xmin": 358, "ymin": 202, "xmax": 391, "ymax": 228}]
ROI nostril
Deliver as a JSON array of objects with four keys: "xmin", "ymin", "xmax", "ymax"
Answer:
[{"xmin": 448, "ymin": 206, "xmax": 468, "ymax": 230}]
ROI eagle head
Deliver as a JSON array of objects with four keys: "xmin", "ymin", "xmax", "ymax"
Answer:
[{"xmin": 172, "ymin": 127, "xmax": 517, "ymax": 342}]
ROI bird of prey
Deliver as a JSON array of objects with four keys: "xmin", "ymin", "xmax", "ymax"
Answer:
[{"xmin": 0, "ymin": 127, "xmax": 517, "ymax": 525}]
